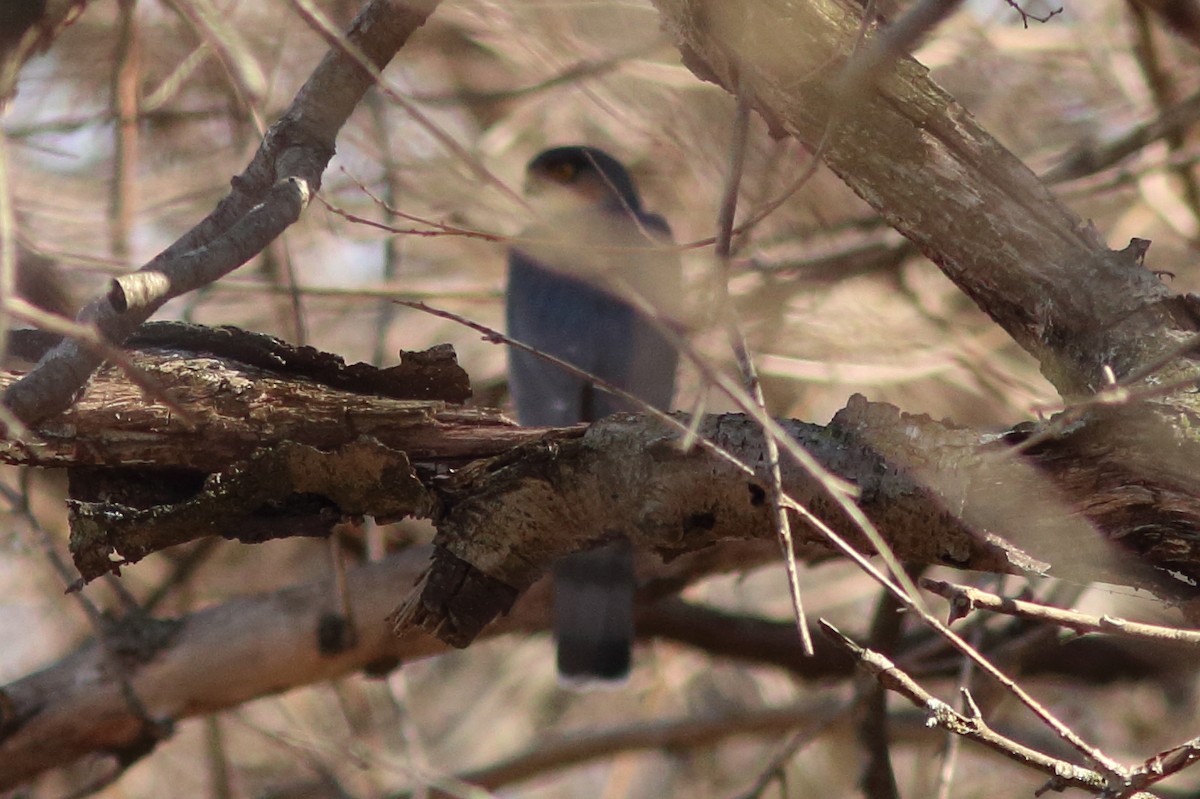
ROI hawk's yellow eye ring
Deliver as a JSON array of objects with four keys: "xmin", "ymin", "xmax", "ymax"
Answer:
[{"xmin": 548, "ymin": 161, "xmax": 577, "ymax": 182}]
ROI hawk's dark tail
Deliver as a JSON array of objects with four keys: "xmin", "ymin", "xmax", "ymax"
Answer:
[{"xmin": 553, "ymin": 539, "xmax": 634, "ymax": 683}]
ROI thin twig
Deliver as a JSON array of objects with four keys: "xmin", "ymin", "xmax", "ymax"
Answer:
[
  {"xmin": 399, "ymin": 701, "xmax": 845, "ymax": 798},
  {"xmin": 923, "ymin": 578, "xmax": 1200, "ymax": 647},
  {"xmin": 109, "ymin": 0, "xmax": 140, "ymax": 260},
  {"xmin": 858, "ymin": 581, "xmax": 907, "ymax": 799},
  {"xmin": 820, "ymin": 621, "xmax": 1118, "ymax": 794},
  {"xmin": 287, "ymin": 0, "xmax": 529, "ymax": 213},
  {"xmin": 1044, "ymin": 88, "xmax": 1200, "ymax": 185},
  {"xmin": 716, "ymin": 77, "xmax": 813, "ymax": 656},
  {"xmin": 366, "ymin": 90, "xmax": 404, "ymax": 367},
  {"xmin": 1003, "ymin": 0, "xmax": 1063, "ymax": 26},
  {"xmin": 934, "ymin": 612, "xmax": 984, "ymax": 799},
  {"xmin": 410, "ymin": 49, "xmax": 644, "ymax": 105}
]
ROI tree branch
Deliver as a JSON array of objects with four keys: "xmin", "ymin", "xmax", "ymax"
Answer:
[
  {"xmin": 650, "ymin": 0, "xmax": 1192, "ymax": 398},
  {"xmin": 1, "ymin": 0, "xmax": 441, "ymax": 428},
  {"xmin": 0, "ymin": 547, "xmax": 447, "ymax": 790}
]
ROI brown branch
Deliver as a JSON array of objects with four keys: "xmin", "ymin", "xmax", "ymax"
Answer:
[
  {"xmin": 0, "ymin": 534, "xmax": 872, "ymax": 791},
  {"xmin": 638, "ymin": 595, "xmax": 1200, "ymax": 686},
  {"xmin": 650, "ymin": 0, "xmax": 1186, "ymax": 399},
  {"xmin": 402, "ymin": 699, "xmax": 849, "ymax": 798},
  {"xmin": 1128, "ymin": 0, "xmax": 1200, "ymax": 50},
  {"xmin": 3, "ymin": 327, "xmax": 1197, "ymax": 622},
  {"xmin": 5, "ymin": 317, "xmax": 1200, "ymax": 642},
  {"xmin": 1, "ymin": 0, "xmax": 441, "ymax": 428},
  {"xmin": 858, "ymin": 580, "xmax": 909, "ymax": 799},
  {"xmin": 0, "ymin": 327, "xmax": 494, "ymax": 473},
  {"xmin": 1046, "ymin": 86, "xmax": 1200, "ymax": 184},
  {"xmin": 1126, "ymin": 0, "xmax": 1200, "ymax": 231},
  {"xmin": 109, "ymin": 0, "xmax": 139, "ymax": 259},
  {"xmin": 923, "ymin": 578, "xmax": 1200, "ymax": 647},
  {"xmin": 396, "ymin": 389, "xmax": 1200, "ymax": 650},
  {"xmin": 0, "ymin": 547, "xmax": 449, "ymax": 790},
  {"xmin": 820, "ymin": 622, "xmax": 1116, "ymax": 795},
  {"xmin": 1127, "ymin": 737, "xmax": 1200, "ymax": 795}
]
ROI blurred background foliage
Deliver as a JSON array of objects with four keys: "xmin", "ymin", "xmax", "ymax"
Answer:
[{"xmin": 4, "ymin": 0, "xmax": 1200, "ymax": 796}]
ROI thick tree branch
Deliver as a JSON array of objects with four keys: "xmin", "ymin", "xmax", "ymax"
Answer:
[
  {"xmin": 0, "ymin": 531, "xmax": 835, "ymax": 788},
  {"xmin": 0, "ymin": 326, "xmax": 508, "ymax": 474},
  {"xmin": 4, "ymin": 329, "xmax": 1197, "ymax": 622},
  {"xmin": 0, "ymin": 547, "xmax": 450, "ymax": 790},
  {"xmin": 650, "ymin": 0, "xmax": 1194, "ymax": 398},
  {"xmin": 394, "ymin": 398, "xmax": 1197, "ymax": 647}
]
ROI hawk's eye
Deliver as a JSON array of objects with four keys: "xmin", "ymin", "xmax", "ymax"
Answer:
[{"xmin": 547, "ymin": 161, "xmax": 577, "ymax": 183}]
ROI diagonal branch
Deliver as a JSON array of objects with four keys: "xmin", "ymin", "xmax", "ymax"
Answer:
[
  {"xmin": 1, "ymin": 0, "xmax": 442, "ymax": 429},
  {"xmin": 650, "ymin": 0, "xmax": 1189, "ymax": 398},
  {"xmin": 820, "ymin": 621, "xmax": 1122, "ymax": 795}
]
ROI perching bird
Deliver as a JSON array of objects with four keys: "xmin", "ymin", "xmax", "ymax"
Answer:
[{"xmin": 506, "ymin": 145, "xmax": 681, "ymax": 682}]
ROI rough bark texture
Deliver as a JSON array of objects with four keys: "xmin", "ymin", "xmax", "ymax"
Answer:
[
  {"xmin": 639, "ymin": 1, "xmax": 1200, "ymax": 566},
  {"xmin": 4, "ymin": 317, "xmax": 1199, "ymax": 607},
  {"xmin": 0, "ymin": 326, "xmax": 516, "ymax": 582},
  {"xmin": 1, "ymin": 338, "xmax": 1058, "ymax": 591},
  {"xmin": 394, "ymin": 398, "xmax": 1199, "ymax": 646},
  {"xmin": 3, "ymin": 330, "xmax": 1193, "ymax": 649},
  {"xmin": 650, "ymin": 0, "xmax": 1199, "ymax": 398}
]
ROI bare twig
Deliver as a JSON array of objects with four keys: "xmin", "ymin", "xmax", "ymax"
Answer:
[
  {"xmin": 923, "ymin": 578, "xmax": 1200, "ymax": 647},
  {"xmin": 1003, "ymin": 0, "xmax": 1063, "ymax": 26},
  {"xmin": 366, "ymin": 90, "xmax": 404, "ymax": 367},
  {"xmin": 411, "ymin": 49, "xmax": 644, "ymax": 105},
  {"xmin": 858, "ymin": 584, "xmax": 907, "ymax": 799},
  {"xmin": 820, "ymin": 621, "xmax": 1122, "ymax": 795},
  {"xmin": 287, "ymin": 0, "xmax": 527, "ymax": 213},
  {"xmin": 1045, "ymin": 87, "xmax": 1200, "ymax": 184},
  {"xmin": 715, "ymin": 78, "xmax": 813, "ymax": 656},
  {"xmin": 109, "ymin": 0, "xmax": 140, "ymax": 260},
  {"xmin": 834, "ymin": 0, "xmax": 964, "ymax": 106},
  {"xmin": 3, "ymin": 295, "xmax": 198, "ymax": 427},
  {"xmin": 933, "ymin": 611, "xmax": 984, "ymax": 799},
  {"xmin": 157, "ymin": 0, "xmax": 268, "ymax": 131},
  {"xmin": 1125, "ymin": 737, "xmax": 1200, "ymax": 795}
]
